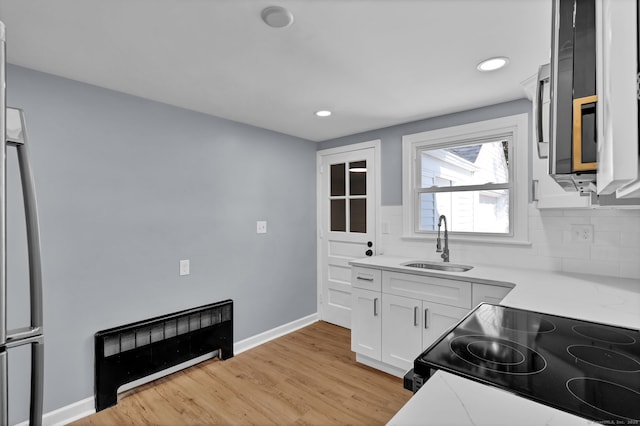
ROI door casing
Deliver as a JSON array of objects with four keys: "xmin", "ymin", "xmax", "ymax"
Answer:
[{"xmin": 316, "ymin": 140, "xmax": 382, "ymax": 328}]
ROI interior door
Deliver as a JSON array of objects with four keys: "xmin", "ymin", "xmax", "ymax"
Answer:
[{"xmin": 319, "ymin": 146, "xmax": 377, "ymax": 328}]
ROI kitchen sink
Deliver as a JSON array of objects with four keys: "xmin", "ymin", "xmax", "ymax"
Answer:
[{"xmin": 402, "ymin": 261, "xmax": 473, "ymax": 272}]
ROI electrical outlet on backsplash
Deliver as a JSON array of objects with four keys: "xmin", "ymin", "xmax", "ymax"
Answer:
[{"xmin": 379, "ymin": 205, "xmax": 640, "ymax": 279}]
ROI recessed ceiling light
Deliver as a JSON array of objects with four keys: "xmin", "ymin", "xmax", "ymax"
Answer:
[
  {"xmin": 315, "ymin": 110, "xmax": 332, "ymax": 117},
  {"xmin": 261, "ymin": 6, "xmax": 294, "ymax": 28},
  {"xmin": 477, "ymin": 57, "xmax": 509, "ymax": 72}
]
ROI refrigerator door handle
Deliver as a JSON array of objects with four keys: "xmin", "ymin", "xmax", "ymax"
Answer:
[
  {"xmin": 11, "ymin": 108, "xmax": 44, "ymax": 332},
  {"xmin": 5, "ymin": 108, "xmax": 44, "ymax": 425},
  {"xmin": 13, "ymin": 109, "xmax": 44, "ymax": 426}
]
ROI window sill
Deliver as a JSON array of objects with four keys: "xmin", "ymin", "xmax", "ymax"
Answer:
[{"xmin": 400, "ymin": 234, "xmax": 532, "ymax": 247}]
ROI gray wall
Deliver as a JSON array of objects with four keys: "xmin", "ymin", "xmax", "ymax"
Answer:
[
  {"xmin": 6, "ymin": 65, "xmax": 317, "ymax": 418},
  {"xmin": 318, "ymin": 99, "xmax": 532, "ymax": 206}
]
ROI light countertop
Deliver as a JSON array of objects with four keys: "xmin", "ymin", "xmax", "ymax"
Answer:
[{"xmin": 349, "ymin": 255, "xmax": 640, "ymax": 425}]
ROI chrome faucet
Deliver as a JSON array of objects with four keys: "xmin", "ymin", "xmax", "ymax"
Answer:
[{"xmin": 436, "ymin": 215, "xmax": 450, "ymax": 263}]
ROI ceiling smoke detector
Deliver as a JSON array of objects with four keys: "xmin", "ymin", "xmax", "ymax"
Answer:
[{"xmin": 261, "ymin": 6, "xmax": 294, "ymax": 28}]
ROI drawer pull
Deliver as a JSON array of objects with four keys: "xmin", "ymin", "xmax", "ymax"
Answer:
[{"xmin": 357, "ymin": 276, "xmax": 374, "ymax": 282}]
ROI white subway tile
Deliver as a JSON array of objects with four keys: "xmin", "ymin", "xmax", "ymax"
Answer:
[
  {"xmin": 591, "ymin": 215, "xmax": 640, "ymax": 232},
  {"xmin": 593, "ymin": 231, "xmax": 621, "ymax": 246},
  {"xmin": 562, "ymin": 258, "xmax": 620, "ymax": 277},
  {"xmin": 550, "ymin": 243, "xmax": 590, "ymax": 259},
  {"xmin": 620, "ymin": 262, "xmax": 640, "ymax": 280},
  {"xmin": 620, "ymin": 231, "xmax": 640, "ymax": 247},
  {"xmin": 540, "ymin": 216, "xmax": 590, "ymax": 230}
]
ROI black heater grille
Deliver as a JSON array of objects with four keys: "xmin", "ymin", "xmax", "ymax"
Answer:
[{"xmin": 94, "ymin": 300, "xmax": 233, "ymax": 411}]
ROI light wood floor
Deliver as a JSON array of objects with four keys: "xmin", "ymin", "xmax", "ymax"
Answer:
[{"xmin": 72, "ymin": 321, "xmax": 412, "ymax": 425}]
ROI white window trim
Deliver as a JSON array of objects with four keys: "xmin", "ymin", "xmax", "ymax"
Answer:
[{"xmin": 401, "ymin": 113, "xmax": 530, "ymax": 245}]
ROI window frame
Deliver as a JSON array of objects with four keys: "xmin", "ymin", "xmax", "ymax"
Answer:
[{"xmin": 401, "ymin": 114, "xmax": 529, "ymax": 245}]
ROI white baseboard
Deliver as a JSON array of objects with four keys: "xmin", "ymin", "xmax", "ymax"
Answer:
[
  {"xmin": 233, "ymin": 313, "xmax": 319, "ymax": 354},
  {"xmin": 27, "ymin": 313, "xmax": 319, "ymax": 426},
  {"xmin": 14, "ymin": 396, "xmax": 96, "ymax": 426}
]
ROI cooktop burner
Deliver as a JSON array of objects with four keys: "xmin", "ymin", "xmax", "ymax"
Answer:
[
  {"xmin": 449, "ymin": 335, "xmax": 547, "ymax": 375},
  {"xmin": 414, "ymin": 303, "xmax": 640, "ymax": 423}
]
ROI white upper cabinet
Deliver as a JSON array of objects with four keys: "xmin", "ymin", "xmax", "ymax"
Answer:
[{"xmin": 596, "ymin": 0, "xmax": 640, "ymax": 197}]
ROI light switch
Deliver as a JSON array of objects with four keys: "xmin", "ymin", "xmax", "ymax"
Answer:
[
  {"xmin": 179, "ymin": 259, "xmax": 190, "ymax": 276},
  {"xmin": 382, "ymin": 221, "xmax": 390, "ymax": 234},
  {"xmin": 257, "ymin": 221, "xmax": 267, "ymax": 234}
]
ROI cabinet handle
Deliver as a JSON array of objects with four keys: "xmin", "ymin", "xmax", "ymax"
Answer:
[
  {"xmin": 413, "ymin": 306, "xmax": 418, "ymax": 326},
  {"xmin": 424, "ymin": 308, "xmax": 429, "ymax": 329},
  {"xmin": 373, "ymin": 298, "xmax": 378, "ymax": 317},
  {"xmin": 532, "ymin": 179, "xmax": 539, "ymax": 202},
  {"xmin": 572, "ymin": 95, "xmax": 598, "ymax": 172},
  {"xmin": 357, "ymin": 276, "xmax": 374, "ymax": 282}
]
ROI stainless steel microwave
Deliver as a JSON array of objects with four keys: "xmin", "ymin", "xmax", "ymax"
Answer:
[{"xmin": 548, "ymin": 0, "xmax": 598, "ymax": 194}]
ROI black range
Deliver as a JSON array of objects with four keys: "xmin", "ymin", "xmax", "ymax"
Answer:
[{"xmin": 413, "ymin": 303, "xmax": 640, "ymax": 423}]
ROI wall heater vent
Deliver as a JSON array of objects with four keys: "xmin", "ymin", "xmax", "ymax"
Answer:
[{"xmin": 94, "ymin": 299, "xmax": 233, "ymax": 411}]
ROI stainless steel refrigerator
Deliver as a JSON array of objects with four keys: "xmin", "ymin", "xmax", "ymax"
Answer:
[{"xmin": 0, "ymin": 21, "xmax": 44, "ymax": 426}]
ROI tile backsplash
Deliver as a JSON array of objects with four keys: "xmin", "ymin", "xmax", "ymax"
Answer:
[{"xmin": 379, "ymin": 204, "xmax": 640, "ymax": 280}]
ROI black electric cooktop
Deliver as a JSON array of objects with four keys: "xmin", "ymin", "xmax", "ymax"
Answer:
[{"xmin": 414, "ymin": 303, "xmax": 640, "ymax": 423}]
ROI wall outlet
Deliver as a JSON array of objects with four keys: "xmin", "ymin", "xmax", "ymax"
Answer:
[
  {"xmin": 571, "ymin": 224, "xmax": 594, "ymax": 243},
  {"xmin": 179, "ymin": 259, "xmax": 190, "ymax": 276},
  {"xmin": 256, "ymin": 221, "xmax": 267, "ymax": 234}
]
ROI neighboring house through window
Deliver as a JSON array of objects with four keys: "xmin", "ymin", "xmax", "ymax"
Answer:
[{"xmin": 402, "ymin": 114, "xmax": 529, "ymax": 244}]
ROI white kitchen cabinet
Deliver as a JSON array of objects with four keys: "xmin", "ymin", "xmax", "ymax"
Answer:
[
  {"xmin": 351, "ymin": 287, "xmax": 381, "ymax": 360},
  {"xmin": 350, "ymin": 265, "xmax": 511, "ymax": 376},
  {"xmin": 472, "ymin": 283, "xmax": 513, "ymax": 307},
  {"xmin": 382, "ymin": 271, "xmax": 472, "ymax": 309},
  {"xmin": 350, "ymin": 267, "xmax": 382, "ymax": 360},
  {"xmin": 351, "ymin": 266, "xmax": 382, "ymax": 292},
  {"xmin": 381, "ymin": 293, "xmax": 422, "ymax": 370},
  {"xmin": 380, "ymin": 273, "xmax": 472, "ymax": 371},
  {"xmin": 421, "ymin": 301, "xmax": 469, "ymax": 352},
  {"xmin": 381, "ymin": 294, "xmax": 469, "ymax": 372},
  {"xmin": 595, "ymin": 0, "xmax": 639, "ymax": 197}
]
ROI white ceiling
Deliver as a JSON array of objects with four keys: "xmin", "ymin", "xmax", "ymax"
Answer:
[{"xmin": 0, "ymin": 0, "xmax": 551, "ymax": 142}]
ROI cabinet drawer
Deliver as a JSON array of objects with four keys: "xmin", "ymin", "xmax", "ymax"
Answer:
[
  {"xmin": 352, "ymin": 267, "xmax": 382, "ymax": 291},
  {"xmin": 382, "ymin": 271, "xmax": 471, "ymax": 309}
]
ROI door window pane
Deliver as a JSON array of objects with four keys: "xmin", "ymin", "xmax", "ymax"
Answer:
[
  {"xmin": 349, "ymin": 161, "xmax": 367, "ymax": 196},
  {"xmin": 350, "ymin": 199, "xmax": 366, "ymax": 233},
  {"xmin": 330, "ymin": 199, "xmax": 346, "ymax": 232},
  {"xmin": 330, "ymin": 163, "xmax": 346, "ymax": 196}
]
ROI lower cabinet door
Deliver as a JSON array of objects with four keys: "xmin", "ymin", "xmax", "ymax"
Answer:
[
  {"xmin": 351, "ymin": 288, "xmax": 382, "ymax": 360},
  {"xmin": 422, "ymin": 301, "xmax": 469, "ymax": 351},
  {"xmin": 381, "ymin": 293, "xmax": 422, "ymax": 371}
]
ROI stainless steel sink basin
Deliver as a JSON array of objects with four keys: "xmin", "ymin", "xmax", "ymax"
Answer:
[{"xmin": 402, "ymin": 261, "xmax": 473, "ymax": 272}]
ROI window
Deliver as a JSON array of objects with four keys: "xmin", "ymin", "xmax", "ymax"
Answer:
[{"xmin": 402, "ymin": 114, "xmax": 529, "ymax": 244}]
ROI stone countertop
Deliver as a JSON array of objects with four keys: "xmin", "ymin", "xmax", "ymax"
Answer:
[{"xmin": 349, "ymin": 255, "xmax": 640, "ymax": 425}]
